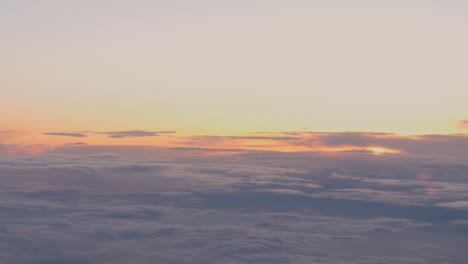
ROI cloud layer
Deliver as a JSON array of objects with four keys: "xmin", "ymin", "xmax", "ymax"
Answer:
[{"xmin": 1, "ymin": 146, "xmax": 468, "ymax": 263}]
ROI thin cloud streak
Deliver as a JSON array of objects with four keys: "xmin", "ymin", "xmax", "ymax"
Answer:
[
  {"xmin": 193, "ymin": 135, "xmax": 300, "ymax": 141},
  {"xmin": 43, "ymin": 130, "xmax": 176, "ymax": 139},
  {"xmin": 96, "ymin": 130, "xmax": 176, "ymax": 138},
  {"xmin": 44, "ymin": 132, "xmax": 87, "ymax": 138}
]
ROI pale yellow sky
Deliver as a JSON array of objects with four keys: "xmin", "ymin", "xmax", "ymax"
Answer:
[{"xmin": 1, "ymin": 0, "xmax": 468, "ymax": 136}]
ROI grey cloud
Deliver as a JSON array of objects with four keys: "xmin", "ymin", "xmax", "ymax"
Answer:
[
  {"xmin": 0, "ymin": 144, "xmax": 13, "ymax": 150},
  {"xmin": 173, "ymin": 131, "xmax": 468, "ymax": 161},
  {"xmin": 43, "ymin": 131, "xmax": 468, "ymax": 160},
  {"xmin": 44, "ymin": 132, "xmax": 87, "ymax": 138},
  {"xmin": 43, "ymin": 130, "xmax": 177, "ymax": 139},
  {"xmin": 63, "ymin": 142, "xmax": 88, "ymax": 146},
  {"xmin": 284, "ymin": 132, "xmax": 468, "ymax": 159},
  {"xmin": 170, "ymin": 147, "xmax": 253, "ymax": 153},
  {"xmin": 0, "ymin": 144, "xmax": 43, "ymax": 156},
  {"xmin": 1, "ymin": 151, "xmax": 468, "ymax": 263},
  {"xmin": 312, "ymin": 132, "xmax": 396, "ymax": 147},
  {"xmin": 436, "ymin": 201, "xmax": 468, "ymax": 209},
  {"xmin": 192, "ymin": 135, "xmax": 300, "ymax": 141},
  {"xmin": 97, "ymin": 130, "xmax": 176, "ymax": 138}
]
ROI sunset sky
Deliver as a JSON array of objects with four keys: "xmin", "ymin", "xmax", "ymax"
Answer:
[
  {"xmin": 2, "ymin": 0, "xmax": 468, "ymax": 153},
  {"xmin": 2, "ymin": 2, "xmax": 468, "ymax": 263}
]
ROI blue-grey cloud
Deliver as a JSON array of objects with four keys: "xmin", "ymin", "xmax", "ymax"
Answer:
[
  {"xmin": 1, "ymin": 149, "xmax": 468, "ymax": 263},
  {"xmin": 43, "ymin": 130, "xmax": 177, "ymax": 139},
  {"xmin": 192, "ymin": 135, "xmax": 300, "ymax": 141},
  {"xmin": 44, "ymin": 132, "xmax": 87, "ymax": 138},
  {"xmin": 436, "ymin": 201, "xmax": 468, "ymax": 209},
  {"xmin": 276, "ymin": 132, "xmax": 468, "ymax": 159},
  {"xmin": 97, "ymin": 130, "xmax": 176, "ymax": 138}
]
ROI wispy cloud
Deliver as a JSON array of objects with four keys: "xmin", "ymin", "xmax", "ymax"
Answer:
[
  {"xmin": 63, "ymin": 142, "xmax": 88, "ymax": 146},
  {"xmin": 193, "ymin": 135, "xmax": 299, "ymax": 141},
  {"xmin": 0, "ymin": 129, "xmax": 25, "ymax": 140},
  {"xmin": 43, "ymin": 130, "xmax": 177, "ymax": 139},
  {"xmin": 0, "ymin": 130, "xmax": 17, "ymax": 135},
  {"xmin": 43, "ymin": 132, "xmax": 87, "ymax": 138},
  {"xmin": 97, "ymin": 130, "xmax": 176, "ymax": 138}
]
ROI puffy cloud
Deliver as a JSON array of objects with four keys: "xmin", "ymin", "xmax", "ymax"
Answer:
[{"xmin": 1, "ymin": 145, "xmax": 468, "ymax": 263}]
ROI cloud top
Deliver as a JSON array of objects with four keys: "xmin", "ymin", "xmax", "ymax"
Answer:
[{"xmin": 1, "ymin": 149, "xmax": 468, "ymax": 263}]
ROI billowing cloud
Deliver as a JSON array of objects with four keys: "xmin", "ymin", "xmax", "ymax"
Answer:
[
  {"xmin": 1, "ymin": 146, "xmax": 468, "ymax": 263},
  {"xmin": 44, "ymin": 132, "xmax": 87, "ymax": 138},
  {"xmin": 97, "ymin": 130, "xmax": 176, "ymax": 138},
  {"xmin": 3, "ymin": 131, "xmax": 468, "ymax": 263}
]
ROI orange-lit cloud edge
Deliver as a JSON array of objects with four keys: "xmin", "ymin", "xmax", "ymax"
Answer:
[{"xmin": 2, "ymin": 128, "xmax": 468, "ymax": 157}]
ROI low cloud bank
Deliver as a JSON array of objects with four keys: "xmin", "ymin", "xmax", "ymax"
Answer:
[{"xmin": 1, "ymin": 148, "xmax": 468, "ymax": 263}]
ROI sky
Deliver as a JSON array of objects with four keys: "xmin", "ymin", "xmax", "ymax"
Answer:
[
  {"xmin": 1, "ymin": 0, "xmax": 468, "ymax": 146},
  {"xmin": 1, "ymin": 1, "xmax": 468, "ymax": 263}
]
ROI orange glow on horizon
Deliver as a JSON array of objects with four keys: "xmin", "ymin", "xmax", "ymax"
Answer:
[
  {"xmin": 367, "ymin": 147, "xmax": 401, "ymax": 155},
  {"xmin": 0, "ymin": 129, "xmax": 432, "ymax": 157}
]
